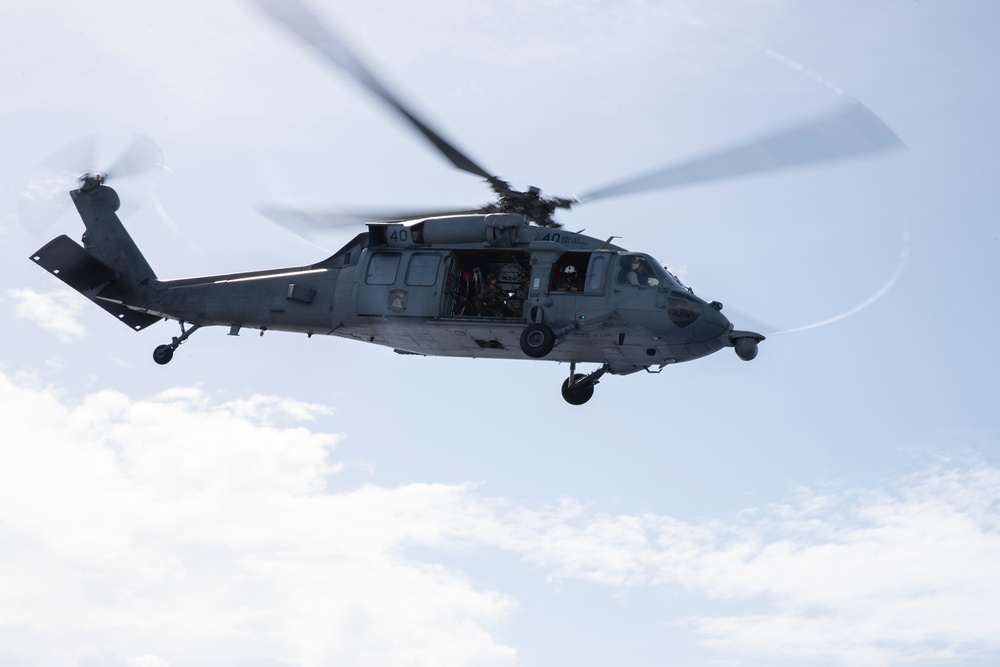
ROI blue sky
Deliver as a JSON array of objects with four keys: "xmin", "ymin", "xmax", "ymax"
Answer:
[{"xmin": 2, "ymin": 1, "xmax": 999, "ymax": 666}]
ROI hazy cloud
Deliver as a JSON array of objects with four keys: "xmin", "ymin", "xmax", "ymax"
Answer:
[
  {"xmin": 491, "ymin": 467, "xmax": 1000, "ymax": 665},
  {"xmin": 9, "ymin": 286, "xmax": 87, "ymax": 340}
]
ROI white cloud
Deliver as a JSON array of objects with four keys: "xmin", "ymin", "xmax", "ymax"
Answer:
[
  {"xmin": 1, "ymin": 371, "xmax": 999, "ymax": 666},
  {"xmin": 9, "ymin": 286, "xmax": 87, "ymax": 340},
  {"xmin": 0, "ymin": 374, "xmax": 515, "ymax": 667}
]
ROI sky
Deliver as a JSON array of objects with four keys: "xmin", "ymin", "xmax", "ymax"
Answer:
[{"xmin": 2, "ymin": 1, "xmax": 999, "ymax": 666}]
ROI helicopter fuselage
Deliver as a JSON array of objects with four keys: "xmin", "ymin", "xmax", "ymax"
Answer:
[{"xmin": 149, "ymin": 208, "xmax": 738, "ymax": 373}]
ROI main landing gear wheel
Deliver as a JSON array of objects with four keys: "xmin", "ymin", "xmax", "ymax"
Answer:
[
  {"xmin": 153, "ymin": 344, "xmax": 174, "ymax": 365},
  {"xmin": 519, "ymin": 323, "xmax": 555, "ymax": 358},
  {"xmin": 561, "ymin": 373, "xmax": 595, "ymax": 405}
]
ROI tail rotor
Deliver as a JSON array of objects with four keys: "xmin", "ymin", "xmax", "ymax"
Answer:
[{"xmin": 19, "ymin": 131, "xmax": 166, "ymax": 236}]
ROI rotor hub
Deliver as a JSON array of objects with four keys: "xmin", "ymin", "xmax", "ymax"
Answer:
[
  {"xmin": 78, "ymin": 173, "xmax": 107, "ymax": 191},
  {"xmin": 487, "ymin": 185, "xmax": 575, "ymax": 227}
]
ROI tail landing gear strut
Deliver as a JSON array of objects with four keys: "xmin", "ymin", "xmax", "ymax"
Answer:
[
  {"xmin": 561, "ymin": 362, "xmax": 608, "ymax": 405},
  {"xmin": 152, "ymin": 321, "xmax": 202, "ymax": 365}
]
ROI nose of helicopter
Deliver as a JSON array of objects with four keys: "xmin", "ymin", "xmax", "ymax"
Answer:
[{"xmin": 703, "ymin": 300, "xmax": 732, "ymax": 337}]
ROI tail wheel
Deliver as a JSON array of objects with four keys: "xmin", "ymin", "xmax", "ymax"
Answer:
[
  {"xmin": 153, "ymin": 344, "xmax": 174, "ymax": 365},
  {"xmin": 519, "ymin": 323, "xmax": 555, "ymax": 358},
  {"xmin": 561, "ymin": 374, "xmax": 595, "ymax": 405}
]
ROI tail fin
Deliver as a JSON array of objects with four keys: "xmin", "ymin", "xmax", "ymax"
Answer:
[
  {"xmin": 72, "ymin": 179, "xmax": 157, "ymax": 286},
  {"xmin": 29, "ymin": 181, "xmax": 162, "ymax": 331}
]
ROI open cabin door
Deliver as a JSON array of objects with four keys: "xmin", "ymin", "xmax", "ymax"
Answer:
[{"xmin": 443, "ymin": 249, "xmax": 531, "ymax": 319}]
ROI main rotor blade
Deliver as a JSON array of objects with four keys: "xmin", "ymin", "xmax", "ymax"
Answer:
[
  {"xmin": 249, "ymin": 0, "xmax": 496, "ymax": 181},
  {"xmin": 256, "ymin": 203, "xmax": 491, "ymax": 230},
  {"xmin": 578, "ymin": 101, "xmax": 903, "ymax": 203}
]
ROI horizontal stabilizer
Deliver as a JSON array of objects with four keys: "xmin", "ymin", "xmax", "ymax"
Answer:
[
  {"xmin": 30, "ymin": 235, "xmax": 162, "ymax": 331},
  {"xmin": 31, "ymin": 235, "xmax": 116, "ymax": 292}
]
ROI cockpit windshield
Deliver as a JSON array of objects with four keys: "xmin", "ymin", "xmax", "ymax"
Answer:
[{"xmin": 660, "ymin": 265, "xmax": 685, "ymax": 290}]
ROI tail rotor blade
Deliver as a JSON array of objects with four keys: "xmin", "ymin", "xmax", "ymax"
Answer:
[
  {"xmin": 19, "ymin": 134, "xmax": 98, "ymax": 236},
  {"xmin": 106, "ymin": 133, "xmax": 165, "ymax": 180}
]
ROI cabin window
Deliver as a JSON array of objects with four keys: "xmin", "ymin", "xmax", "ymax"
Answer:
[
  {"xmin": 551, "ymin": 251, "xmax": 591, "ymax": 293},
  {"xmin": 586, "ymin": 253, "xmax": 609, "ymax": 293},
  {"xmin": 365, "ymin": 252, "xmax": 401, "ymax": 285},
  {"xmin": 405, "ymin": 252, "xmax": 442, "ymax": 286}
]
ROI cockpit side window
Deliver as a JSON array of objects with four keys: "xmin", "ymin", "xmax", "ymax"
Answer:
[{"xmin": 616, "ymin": 255, "xmax": 660, "ymax": 287}]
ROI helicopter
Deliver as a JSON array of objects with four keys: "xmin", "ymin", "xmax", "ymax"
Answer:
[{"xmin": 26, "ymin": 0, "xmax": 902, "ymax": 405}]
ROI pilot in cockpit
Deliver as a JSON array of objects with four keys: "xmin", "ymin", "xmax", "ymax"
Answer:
[{"xmin": 623, "ymin": 256, "xmax": 660, "ymax": 287}]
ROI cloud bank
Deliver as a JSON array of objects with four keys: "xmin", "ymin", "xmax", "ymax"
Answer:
[{"xmin": 1, "ymin": 372, "xmax": 998, "ymax": 667}]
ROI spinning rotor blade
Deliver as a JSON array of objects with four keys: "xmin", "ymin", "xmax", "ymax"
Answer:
[
  {"xmin": 256, "ymin": 203, "xmax": 491, "ymax": 231},
  {"xmin": 249, "ymin": 0, "xmax": 499, "ymax": 184},
  {"xmin": 578, "ymin": 102, "xmax": 903, "ymax": 203},
  {"xmin": 248, "ymin": 3, "xmax": 902, "ymax": 229},
  {"xmin": 18, "ymin": 134, "xmax": 97, "ymax": 236},
  {"xmin": 104, "ymin": 133, "xmax": 165, "ymax": 181},
  {"xmin": 19, "ymin": 132, "xmax": 166, "ymax": 236}
]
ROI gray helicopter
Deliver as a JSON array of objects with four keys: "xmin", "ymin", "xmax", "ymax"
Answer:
[{"xmin": 26, "ymin": 0, "xmax": 901, "ymax": 405}]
